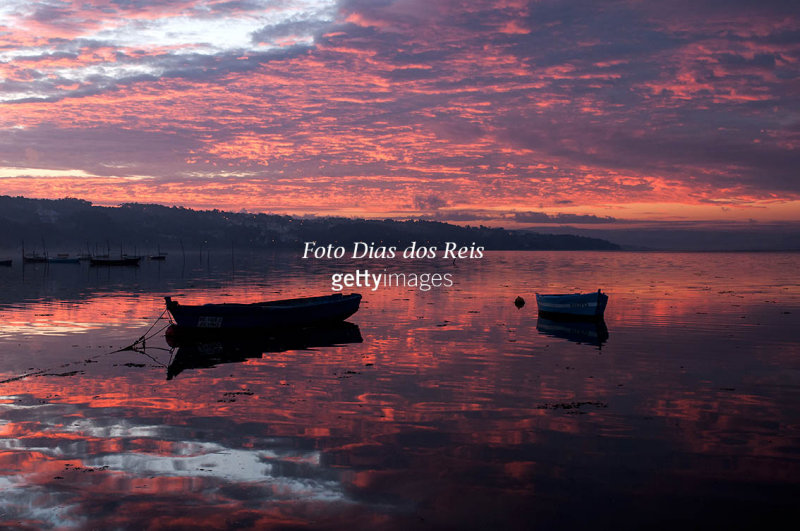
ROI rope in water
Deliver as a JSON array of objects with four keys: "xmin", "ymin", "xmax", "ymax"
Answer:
[
  {"xmin": 0, "ymin": 307, "xmax": 173, "ymax": 385},
  {"xmin": 115, "ymin": 308, "xmax": 170, "ymax": 352}
]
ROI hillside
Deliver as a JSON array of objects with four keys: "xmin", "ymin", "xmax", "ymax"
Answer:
[{"xmin": 0, "ymin": 196, "xmax": 620, "ymax": 252}]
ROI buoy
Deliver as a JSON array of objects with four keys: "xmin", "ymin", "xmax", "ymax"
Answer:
[{"xmin": 514, "ymin": 296, "xmax": 525, "ymax": 309}]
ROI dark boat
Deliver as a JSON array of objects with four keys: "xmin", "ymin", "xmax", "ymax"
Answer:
[
  {"xmin": 164, "ymin": 322, "xmax": 363, "ymax": 379},
  {"xmin": 47, "ymin": 256, "xmax": 80, "ymax": 264},
  {"xmin": 22, "ymin": 254, "xmax": 48, "ymax": 264},
  {"xmin": 536, "ymin": 316, "xmax": 609, "ymax": 347},
  {"xmin": 535, "ymin": 289, "xmax": 609, "ymax": 319},
  {"xmin": 149, "ymin": 246, "xmax": 167, "ymax": 260},
  {"xmin": 0, "ymin": 259, "xmax": 11, "ymax": 267},
  {"xmin": 90, "ymin": 256, "xmax": 142, "ymax": 266},
  {"xmin": 21, "ymin": 241, "xmax": 49, "ymax": 263},
  {"xmin": 165, "ymin": 293, "xmax": 362, "ymax": 331}
]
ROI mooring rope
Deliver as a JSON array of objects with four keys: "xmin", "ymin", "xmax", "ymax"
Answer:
[
  {"xmin": 114, "ymin": 308, "xmax": 170, "ymax": 352},
  {"xmin": 0, "ymin": 307, "xmax": 173, "ymax": 385}
]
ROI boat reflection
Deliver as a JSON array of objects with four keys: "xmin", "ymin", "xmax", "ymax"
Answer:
[
  {"xmin": 536, "ymin": 316, "xmax": 609, "ymax": 347},
  {"xmin": 164, "ymin": 322, "xmax": 363, "ymax": 379}
]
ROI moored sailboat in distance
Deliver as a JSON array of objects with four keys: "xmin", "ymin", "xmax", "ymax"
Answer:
[
  {"xmin": 21, "ymin": 247, "xmax": 48, "ymax": 263},
  {"xmin": 149, "ymin": 244, "xmax": 167, "ymax": 260},
  {"xmin": 90, "ymin": 256, "xmax": 142, "ymax": 266},
  {"xmin": 21, "ymin": 241, "xmax": 78, "ymax": 264},
  {"xmin": 21, "ymin": 240, "xmax": 49, "ymax": 263},
  {"xmin": 22, "ymin": 249, "xmax": 80, "ymax": 264},
  {"xmin": 22, "ymin": 253, "xmax": 48, "ymax": 263},
  {"xmin": 47, "ymin": 255, "xmax": 80, "ymax": 264}
]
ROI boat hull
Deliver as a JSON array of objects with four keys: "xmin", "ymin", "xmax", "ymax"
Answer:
[
  {"xmin": 90, "ymin": 257, "xmax": 142, "ymax": 266},
  {"xmin": 165, "ymin": 293, "xmax": 362, "ymax": 330},
  {"xmin": 535, "ymin": 290, "xmax": 608, "ymax": 319}
]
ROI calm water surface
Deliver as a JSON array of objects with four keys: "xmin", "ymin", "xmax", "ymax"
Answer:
[{"xmin": 0, "ymin": 251, "xmax": 798, "ymax": 529}]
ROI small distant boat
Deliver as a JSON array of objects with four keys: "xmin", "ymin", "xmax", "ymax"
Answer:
[
  {"xmin": 22, "ymin": 254, "xmax": 48, "ymax": 264},
  {"xmin": 535, "ymin": 289, "xmax": 608, "ymax": 319},
  {"xmin": 90, "ymin": 256, "xmax": 142, "ymax": 266},
  {"xmin": 47, "ymin": 256, "xmax": 80, "ymax": 264},
  {"xmin": 165, "ymin": 293, "xmax": 362, "ymax": 331},
  {"xmin": 149, "ymin": 246, "xmax": 167, "ymax": 260},
  {"xmin": 0, "ymin": 259, "xmax": 11, "ymax": 267},
  {"xmin": 21, "ymin": 241, "xmax": 49, "ymax": 263}
]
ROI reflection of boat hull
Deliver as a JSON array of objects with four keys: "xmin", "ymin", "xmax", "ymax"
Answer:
[
  {"xmin": 535, "ymin": 290, "xmax": 608, "ymax": 319},
  {"xmin": 536, "ymin": 317, "xmax": 609, "ymax": 347},
  {"xmin": 90, "ymin": 257, "xmax": 142, "ymax": 266},
  {"xmin": 165, "ymin": 322, "xmax": 363, "ymax": 379},
  {"xmin": 165, "ymin": 293, "xmax": 362, "ymax": 331}
]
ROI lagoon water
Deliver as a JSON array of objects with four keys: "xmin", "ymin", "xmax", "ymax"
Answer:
[{"xmin": 0, "ymin": 251, "xmax": 798, "ymax": 529}]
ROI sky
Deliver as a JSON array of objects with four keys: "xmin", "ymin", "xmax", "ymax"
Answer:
[{"xmin": 0, "ymin": 0, "xmax": 799, "ymax": 228}]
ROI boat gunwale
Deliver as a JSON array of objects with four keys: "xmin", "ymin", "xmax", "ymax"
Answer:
[
  {"xmin": 164, "ymin": 293, "xmax": 363, "ymax": 331},
  {"xmin": 166, "ymin": 293, "xmax": 361, "ymax": 311},
  {"xmin": 535, "ymin": 291, "xmax": 605, "ymax": 299}
]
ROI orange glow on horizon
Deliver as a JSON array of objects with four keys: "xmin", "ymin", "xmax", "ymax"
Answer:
[{"xmin": 0, "ymin": 0, "xmax": 797, "ymax": 226}]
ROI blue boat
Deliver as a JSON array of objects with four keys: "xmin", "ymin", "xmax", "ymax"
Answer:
[
  {"xmin": 165, "ymin": 293, "xmax": 362, "ymax": 330},
  {"xmin": 535, "ymin": 289, "xmax": 608, "ymax": 319}
]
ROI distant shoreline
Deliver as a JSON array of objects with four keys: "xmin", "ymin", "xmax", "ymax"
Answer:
[
  {"xmin": 0, "ymin": 195, "xmax": 620, "ymax": 252},
  {"xmin": 3, "ymin": 195, "xmax": 798, "ymax": 252}
]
